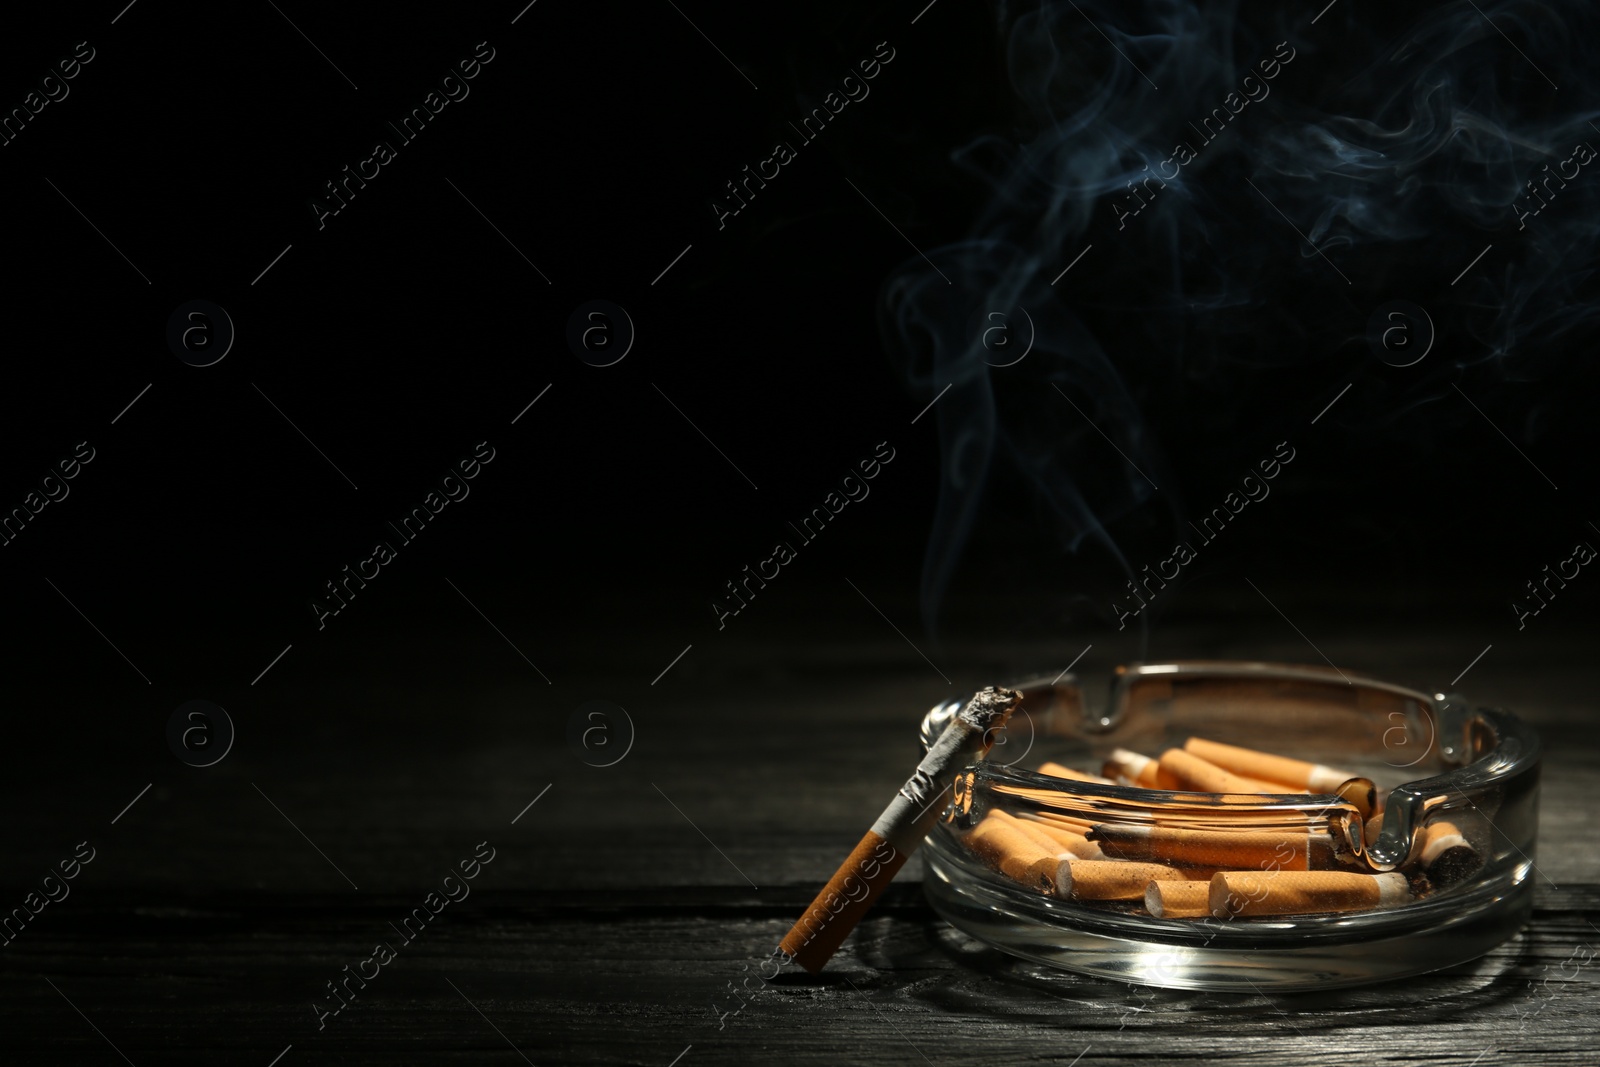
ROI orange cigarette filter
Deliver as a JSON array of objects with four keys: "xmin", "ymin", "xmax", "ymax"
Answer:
[
  {"xmin": 1017, "ymin": 813, "xmax": 1105, "ymax": 859},
  {"xmin": 1037, "ymin": 761, "xmax": 1114, "ymax": 785},
  {"xmin": 1145, "ymin": 879, "xmax": 1211, "ymax": 918},
  {"xmin": 1364, "ymin": 810, "xmax": 1384, "ymax": 847},
  {"xmin": 1090, "ymin": 824, "xmax": 1335, "ymax": 871},
  {"xmin": 1184, "ymin": 736, "xmax": 1356, "ymax": 794},
  {"xmin": 1059, "ymin": 859, "xmax": 1204, "ymax": 901},
  {"xmin": 1056, "ymin": 857, "xmax": 1196, "ymax": 902},
  {"xmin": 1157, "ymin": 749, "xmax": 1293, "ymax": 794},
  {"xmin": 1036, "ymin": 801, "xmax": 1314, "ymax": 836},
  {"xmin": 1029, "ymin": 810, "xmax": 1098, "ymax": 835},
  {"xmin": 1102, "ymin": 748, "xmax": 1181, "ymax": 789},
  {"xmin": 962, "ymin": 811, "xmax": 1065, "ymax": 892},
  {"xmin": 1333, "ymin": 777, "xmax": 1378, "ymax": 821},
  {"xmin": 1210, "ymin": 870, "xmax": 1410, "ymax": 918},
  {"xmin": 994, "ymin": 809, "xmax": 1071, "ymax": 853}
]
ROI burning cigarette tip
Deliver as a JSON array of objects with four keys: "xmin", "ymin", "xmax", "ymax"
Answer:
[{"xmin": 961, "ymin": 685, "xmax": 1024, "ymax": 733}]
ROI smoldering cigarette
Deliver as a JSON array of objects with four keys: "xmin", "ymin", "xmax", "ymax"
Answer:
[
  {"xmin": 1145, "ymin": 880, "xmax": 1211, "ymax": 918},
  {"xmin": 1184, "ymin": 736, "xmax": 1356, "ymax": 794},
  {"xmin": 1059, "ymin": 860, "xmax": 1205, "ymax": 901},
  {"xmin": 1157, "ymin": 749, "xmax": 1292, "ymax": 794},
  {"xmin": 1037, "ymin": 761, "xmax": 1114, "ymax": 785},
  {"xmin": 1090, "ymin": 824, "xmax": 1335, "ymax": 871},
  {"xmin": 1209, "ymin": 870, "xmax": 1411, "ymax": 918},
  {"xmin": 1101, "ymin": 748, "xmax": 1181, "ymax": 789},
  {"xmin": 777, "ymin": 686, "xmax": 1023, "ymax": 973}
]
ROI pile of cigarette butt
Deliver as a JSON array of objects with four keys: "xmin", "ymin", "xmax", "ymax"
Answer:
[{"xmin": 960, "ymin": 737, "xmax": 1481, "ymax": 920}]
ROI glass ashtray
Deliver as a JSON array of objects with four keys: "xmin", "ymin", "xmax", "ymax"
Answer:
[{"xmin": 918, "ymin": 661, "xmax": 1540, "ymax": 991}]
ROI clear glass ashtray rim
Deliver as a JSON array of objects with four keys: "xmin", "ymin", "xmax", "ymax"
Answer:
[
  {"xmin": 921, "ymin": 837, "xmax": 1537, "ymax": 991},
  {"xmin": 922, "ymin": 818, "xmax": 1536, "ymax": 948},
  {"xmin": 922, "ymin": 660, "xmax": 1543, "ymax": 873}
]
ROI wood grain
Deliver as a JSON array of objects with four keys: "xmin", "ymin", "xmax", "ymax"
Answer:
[{"xmin": 0, "ymin": 623, "xmax": 1595, "ymax": 1064}]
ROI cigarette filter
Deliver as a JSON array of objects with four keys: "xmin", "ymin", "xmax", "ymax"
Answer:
[
  {"xmin": 778, "ymin": 686, "xmax": 1022, "ymax": 972},
  {"xmin": 1030, "ymin": 809, "xmax": 1099, "ymax": 835},
  {"xmin": 1184, "ymin": 737, "xmax": 1355, "ymax": 794},
  {"xmin": 1157, "ymin": 749, "xmax": 1290, "ymax": 794},
  {"xmin": 1037, "ymin": 761, "xmax": 1114, "ymax": 785},
  {"xmin": 1017, "ymin": 813, "xmax": 1105, "ymax": 859},
  {"xmin": 1102, "ymin": 748, "xmax": 1181, "ymax": 789},
  {"xmin": 1145, "ymin": 879, "xmax": 1211, "ymax": 918},
  {"xmin": 1210, "ymin": 870, "xmax": 1411, "ymax": 918},
  {"xmin": 1058, "ymin": 859, "xmax": 1200, "ymax": 901},
  {"xmin": 962, "ymin": 811, "xmax": 1066, "ymax": 892},
  {"xmin": 1090, "ymin": 824, "xmax": 1334, "ymax": 871},
  {"xmin": 1332, "ymin": 777, "xmax": 1378, "ymax": 821}
]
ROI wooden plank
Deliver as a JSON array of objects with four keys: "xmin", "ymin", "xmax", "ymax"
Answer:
[
  {"xmin": 0, "ymin": 886, "xmax": 1595, "ymax": 1064},
  {"xmin": 0, "ymin": 625, "xmax": 1593, "ymax": 1062}
]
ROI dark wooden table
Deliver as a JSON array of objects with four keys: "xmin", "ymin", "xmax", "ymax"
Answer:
[{"xmin": 2, "ymin": 602, "xmax": 1595, "ymax": 1065}]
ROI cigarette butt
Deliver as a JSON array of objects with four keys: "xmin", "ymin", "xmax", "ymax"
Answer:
[
  {"xmin": 1364, "ymin": 810, "xmax": 1384, "ymax": 847},
  {"xmin": 994, "ymin": 809, "xmax": 1067, "ymax": 851},
  {"xmin": 1334, "ymin": 777, "xmax": 1377, "ymax": 821},
  {"xmin": 1209, "ymin": 870, "xmax": 1411, "ymax": 918},
  {"xmin": 1018, "ymin": 813, "xmax": 1106, "ymax": 859},
  {"xmin": 963, "ymin": 811, "xmax": 1066, "ymax": 892},
  {"xmin": 1030, "ymin": 810, "xmax": 1097, "ymax": 835},
  {"xmin": 1184, "ymin": 737, "xmax": 1356, "ymax": 794},
  {"xmin": 1419, "ymin": 820, "xmax": 1480, "ymax": 883},
  {"xmin": 1102, "ymin": 748, "xmax": 1181, "ymax": 789},
  {"xmin": 1145, "ymin": 880, "xmax": 1211, "ymax": 918},
  {"xmin": 1157, "ymin": 749, "xmax": 1287, "ymax": 794},
  {"xmin": 1037, "ymin": 761, "xmax": 1114, "ymax": 785},
  {"xmin": 778, "ymin": 686, "xmax": 1022, "ymax": 972},
  {"xmin": 1090, "ymin": 824, "xmax": 1334, "ymax": 871},
  {"xmin": 1059, "ymin": 859, "xmax": 1200, "ymax": 901}
]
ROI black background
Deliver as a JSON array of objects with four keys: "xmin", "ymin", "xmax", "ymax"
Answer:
[{"xmin": 0, "ymin": 0, "xmax": 1595, "ymax": 1061}]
